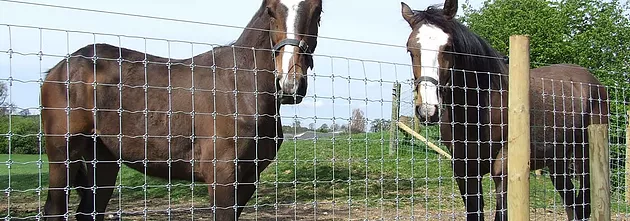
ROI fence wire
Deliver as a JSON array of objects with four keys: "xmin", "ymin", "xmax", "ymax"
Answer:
[{"xmin": 0, "ymin": 3, "xmax": 629, "ymax": 221}]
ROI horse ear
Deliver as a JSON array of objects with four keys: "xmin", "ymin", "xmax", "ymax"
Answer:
[
  {"xmin": 265, "ymin": 0, "xmax": 279, "ymax": 8},
  {"xmin": 265, "ymin": 0, "xmax": 279, "ymax": 18},
  {"xmin": 443, "ymin": 0, "xmax": 458, "ymax": 20},
  {"xmin": 401, "ymin": 2, "xmax": 415, "ymax": 25}
]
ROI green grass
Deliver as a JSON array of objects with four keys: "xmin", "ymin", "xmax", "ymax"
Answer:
[{"xmin": 1, "ymin": 128, "xmax": 628, "ymax": 218}]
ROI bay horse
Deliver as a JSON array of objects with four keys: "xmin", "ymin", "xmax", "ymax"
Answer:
[
  {"xmin": 40, "ymin": 0, "xmax": 322, "ymax": 220},
  {"xmin": 400, "ymin": 0, "xmax": 608, "ymax": 220}
]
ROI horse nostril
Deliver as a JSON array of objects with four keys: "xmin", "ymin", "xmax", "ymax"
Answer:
[{"xmin": 416, "ymin": 104, "xmax": 437, "ymax": 118}]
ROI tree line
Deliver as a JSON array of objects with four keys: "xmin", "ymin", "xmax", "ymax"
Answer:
[
  {"xmin": 283, "ymin": 108, "xmax": 401, "ymax": 134},
  {"xmin": 0, "ymin": 82, "xmax": 41, "ymax": 154},
  {"xmin": 461, "ymin": 0, "xmax": 630, "ymax": 138}
]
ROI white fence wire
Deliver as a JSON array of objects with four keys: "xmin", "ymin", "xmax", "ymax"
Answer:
[{"xmin": 0, "ymin": 1, "xmax": 629, "ymax": 221}]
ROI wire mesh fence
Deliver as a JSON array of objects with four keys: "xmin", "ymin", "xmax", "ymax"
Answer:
[{"xmin": 1, "ymin": 1, "xmax": 629, "ymax": 221}]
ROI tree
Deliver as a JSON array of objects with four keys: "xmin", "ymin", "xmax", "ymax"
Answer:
[
  {"xmin": 292, "ymin": 119, "xmax": 301, "ymax": 129},
  {"xmin": 461, "ymin": 0, "xmax": 630, "ymax": 126},
  {"xmin": 461, "ymin": 0, "xmax": 630, "ymax": 88},
  {"xmin": 349, "ymin": 108, "xmax": 366, "ymax": 133},
  {"xmin": 370, "ymin": 119, "xmax": 391, "ymax": 133},
  {"xmin": 317, "ymin": 124, "xmax": 329, "ymax": 133},
  {"xmin": 0, "ymin": 83, "xmax": 7, "ymax": 105},
  {"xmin": 0, "ymin": 115, "xmax": 42, "ymax": 154},
  {"xmin": 282, "ymin": 125, "xmax": 293, "ymax": 133},
  {"xmin": 461, "ymin": 0, "xmax": 630, "ymax": 190},
  {"xmin": 19, "ymin": 109, "xmax": 29, "ymax": 116},
  {"xmin": 308, "ymin": 122, "xmax": 315, "ymax": 130},
  {"xmin": 0, "ymin": 83, "xmax": 15, "ymax": 115},
  {"xmin": 330, "ymin": 123, "xmax": 338, "ymax": 132},
  {"xmin": 339, "ymin": 124, "xmax": 349, "ymax": 133}
]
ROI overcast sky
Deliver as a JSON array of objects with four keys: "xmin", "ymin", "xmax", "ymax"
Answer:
[{"xmin": 0, "ymin": 0, "xmax": 484, "ymax": 128}]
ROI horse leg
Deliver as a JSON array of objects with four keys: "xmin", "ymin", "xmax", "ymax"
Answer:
[
  {"xmin": 491, "ymin": 148, "xmax": 508, "ymax": 221},
  {"xmin": 548, "ymin": 156, "xmax": 577, "ymax": 220},
  {"xmin": 454, "ymin": 159, "xmax": 485, "ymax": 221},
  {"xmin": 203, "ymin": 152, "xmax": 238, "ymax": 221},
  {"xmin": 491, "ymin": 177, "xmax": 507, "ymax": 221},
  {"xmin": 236, "ymin": 136, "xmax": 279, "ymax": 217},
  {"xmin": 75, "ymin": 138, "xmax": 119, "ymax": 221},
  {"xmin": 44, "ymin": 136, "xmax": 88, "ymax": 221},
  {"xmin": 236, "ymin": 161, "xmax": 269, "ymax": 217},
  {"xmin": 573, "ymin": 142, "xmax": 590, "ymax": 220}
]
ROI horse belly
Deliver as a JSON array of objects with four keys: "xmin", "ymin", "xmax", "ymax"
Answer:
[{"xmin": 95, "ymin": 108, "xmax": 196, "ymax": 180}]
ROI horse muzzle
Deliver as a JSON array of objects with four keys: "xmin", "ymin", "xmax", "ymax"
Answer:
[
  {"xmin": 278, "ymin": 77, "xmax": 307, "ymax": 105},
  {"xmin": 416, "ymin": 104, "xmax": 440, "ymax": 124}
]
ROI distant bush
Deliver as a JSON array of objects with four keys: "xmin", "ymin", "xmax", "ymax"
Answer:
[{"xmin": 0, "ymin": 115, "xmax": 43, "ymax": 154}]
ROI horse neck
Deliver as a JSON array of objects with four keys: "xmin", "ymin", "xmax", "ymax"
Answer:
[
  {"xmin": 450, "ymin": 25, "xmax": 509, "ymax": 87},
  {"xmin": 232, "ymin": 10, "xmax": 281, "ymax": 113},
  {"xmin": 234, "ymin": 5, "xmax": 273, "ymax": 51},
  {"xmin": 443, "ymin": 47, "xmax": 508, "ymax": 126},
  {"xmin": 232, "ymin": 7, "xmax": 277, "ymax": 79},
  {"xmin": 451, "ymin": 45, "xmax": 508, "ymax": 89}
]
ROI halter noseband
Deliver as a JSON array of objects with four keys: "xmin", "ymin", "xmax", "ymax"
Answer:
[
  {"xmin": 272, "ymin": 39, "xmax": 309, "ymax": 54},
  {"xmin": 414, "ymin": 75, "xmax": 440, "ymax": 86}
]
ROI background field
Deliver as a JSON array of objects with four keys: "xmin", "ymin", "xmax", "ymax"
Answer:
[{"xmin": 4, "ymin": 126, "xmax": 628, "ymax": 220}]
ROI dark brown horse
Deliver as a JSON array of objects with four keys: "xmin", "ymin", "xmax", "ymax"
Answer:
[
  {"xmin": 40, "ymin": 0, "xmax": 322, "ymax": 220},
  {"xmin": 401, "ymin": 0, "xmax": 608, "ymax": 220}
]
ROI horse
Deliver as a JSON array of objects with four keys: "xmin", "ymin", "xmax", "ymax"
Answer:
[
  {"xmin": 40, "ymin": 0, "xmax": 323, "ymax": 220},
  {"xmin": 400, "ymin": 0, "xmax": 608, "ymax": 220}
]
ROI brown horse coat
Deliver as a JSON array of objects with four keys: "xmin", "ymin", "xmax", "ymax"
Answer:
[{"xmin": 41, "ymin": 0, "xmax": 323, "ymax": 220}]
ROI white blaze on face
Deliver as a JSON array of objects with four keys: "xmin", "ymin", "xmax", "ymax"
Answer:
[
  {"xmin": 415, "ymin": 24, "xmax": 449, "ymax": 117},
  {"xmin": 279, "ymin": 0, "xmax": 305, "ymax": 94}
]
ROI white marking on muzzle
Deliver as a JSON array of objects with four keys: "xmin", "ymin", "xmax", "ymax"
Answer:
[
  {"xmin": 418, "ymin": 104, "xmax": 437, "ymax": 118},
  {"xmin": 415, "ymin": 24, "xmax": 449, "ymax": 117},
  {"xmin": 279, "ymin": 0, "xmax": 305, "ymax": 94}
]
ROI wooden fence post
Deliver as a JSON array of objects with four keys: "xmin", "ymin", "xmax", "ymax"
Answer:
[
  {"xmin": 589, "ymin": 124, "xmax": 610, "ymax": 221},
  {"xmin": 507, "ymin": 35, "xmax": 531, "ymax": 221},
  {"xmin": 389, "ymin": 82, "xmax": 401, "ymax": 156},
  {"xmin": 626, "ymin": 110, "xmax": 630, "ymax": 204}
]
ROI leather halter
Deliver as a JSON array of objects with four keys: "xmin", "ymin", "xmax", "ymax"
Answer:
[
  {"xmin": 414, "ymin": 75, "xmax": 439, "ymax": 86},
  {"xmin": 272, "ymin": 39, "xmax": 309, "ymax": 54}
]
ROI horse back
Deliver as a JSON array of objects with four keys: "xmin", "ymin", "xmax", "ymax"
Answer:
[
  {"xmin": 528, "ymin": 64, "xmax": 609, "ymax": 157},
  {"xmin": 42, "ymin": 43, "xmax": 283, "ymax": 180}
]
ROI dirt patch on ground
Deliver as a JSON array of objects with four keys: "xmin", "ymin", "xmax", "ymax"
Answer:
[
  {"xmin": 108, "ymin": 202, "xmax": 467, "ymax": 221},
  {"xmin": 3, "ymin": 196, "xmax": 628, "ymax": 220}
]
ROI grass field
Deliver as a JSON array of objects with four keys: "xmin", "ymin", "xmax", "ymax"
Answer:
[{"xmin": 1, "ymin": 129, "xmax": 629, "ymax": 220}]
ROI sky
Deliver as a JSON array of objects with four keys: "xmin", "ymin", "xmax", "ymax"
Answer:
[{"xmin": 0, "ymin": 0, "xmax": 484, "ymax": 128}]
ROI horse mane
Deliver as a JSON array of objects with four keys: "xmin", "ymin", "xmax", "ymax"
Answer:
[
  {"xmin": 231, "ymin": 1, "xmax": 272, "ymax": 48},
  {"xmin": 412, "ymin": 5, "xmax": 508, "ymax": 90}
]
